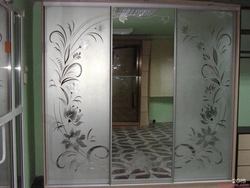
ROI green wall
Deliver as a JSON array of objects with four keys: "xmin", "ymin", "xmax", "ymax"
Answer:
[
  {"xmin": 149, "ymin": 97, "xmax": 173, "ymax": 123},
  {"xmin": 13, "ymin": 0, "xmax": 43, "ymax": 186},
  {"xmin": 32, "ymin": 3, "xmax": 44, "ymax": 177},
  {"xmin": 13, "ymin": 0, "xmax": 36, "ymax": 187},
  {"xmin": 238, "ymin": 59, "xmax": 250, "ymax": 127}
]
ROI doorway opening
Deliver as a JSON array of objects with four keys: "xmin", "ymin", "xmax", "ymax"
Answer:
[{"xmin": 112, "ymin": 41, "xmax": 140, "ymax": 126}]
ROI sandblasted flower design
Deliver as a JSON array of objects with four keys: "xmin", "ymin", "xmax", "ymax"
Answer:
[
  {"xmin": 79, "ymin": 38, "xmax": 89, "ymax": 50},
  {"xmin": 66, "ymin": 83, "xmax": 78, "ymax": 95},
  {"xmin": 205, "ymin": 84, "xmax": 215, "ymax": 94},
  {"xmin": 95, "ymin": 24, "xmax": 105, "ymax": 32},
  {"xmin": 181, "ymin": 26, "xmax": 189, "ymax": 35},
  {"xmin": 49, "ymin": 19, "xmax": 110, "ymax": 173},
  {"xmin": 64, "ymin": 105, "xmax": 83, "ymax": 126},
  {"xmin": 0, "ymin": 80, "xmax": 3, "ymax": 89},
  {"xmin": 196, "ymin": 126, "xmax": 219, "ymax": 148},
  {"xmin": 175, "ymin": 24, "xmax": 232, "ymax": 169},
  {"xmin": 62, "ymin": 129, "xmax": 86, "ymax": 151},
  {"xmin": 200, "ymin": 105, "xmax": 217, "ymax": 124},
  {"xmin": 119, "ymin": 13, "xmax": 128, "ymax": 24},
  {"xmin": 196, "ymin": 41, "xmax": 205, "ymax": 51}
]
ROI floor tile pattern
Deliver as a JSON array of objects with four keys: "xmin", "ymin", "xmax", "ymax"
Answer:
[{"xmin": 112, "ymin": 122, "xmax": 173, "ymax": 180}]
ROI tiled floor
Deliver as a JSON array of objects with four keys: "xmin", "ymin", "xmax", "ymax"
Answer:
[{"xmin": 112, "ymin": 122, "xmax": 173, "ymax": 180}]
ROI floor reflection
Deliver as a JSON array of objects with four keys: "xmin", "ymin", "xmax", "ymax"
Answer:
[{"xmin": 112, "ymin": 122, "xmax": 172, "ymax": 180}]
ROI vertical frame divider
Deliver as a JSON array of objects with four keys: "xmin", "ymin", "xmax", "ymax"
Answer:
[
  {"xmin": 109, "ymin": 5, "xmax": 113, "ymax": 186},
  {"xmin": 10, "ymin": 11, "xmax": 18, "ymax": 188},
  {"xmin": 232, "ymin": 7, "xmax": 241, "ymax": 180},
  {"xmin": 172, "ymin": 7, "xmax": 177, "ymax": 184}
]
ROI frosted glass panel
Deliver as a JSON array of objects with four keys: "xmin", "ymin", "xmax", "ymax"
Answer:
[
  {"xmin": 0, "ymin": 5, "xmax": 11, "ymax": 117},
  {"xmin": 175, "ymin": 10, "xmax": 235, "ymax": 181},
  {"xmin": 0, "ymin": 6, "xmax": 11, "ymax": 186},
  {"xmin": 45, "ymin": 6, "xmax": 111, "ymax": 185},
  {"xmin": 0, "ymin": 122, "xmax": 11, "ymax": 187}
]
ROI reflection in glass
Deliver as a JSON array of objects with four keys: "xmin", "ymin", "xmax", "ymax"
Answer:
[
  {"xmin": 238, "ymin": 59, "xmax": 250, "ymax": 126},
  {"xmin": 112, "ymin": 8, "xmax": 174, "ymax": 184},
  {"xmin": 112, "ymin": 45, "xmax": 139, "ymax": 123},
  {"xmin": 0, "ymin": 5, "xmax": 12, "ymax": 117},
  {"xmin": 113, "ymin": 46, "xmax": 138, "ymax": 76},
  {"xmin": 14, "ymin": 13, "xmax": 22, "ymax": 108},
  {"xmin": 113, "ymin": 76, "xmax": 139, "ymax": 122},
  {"xmin": 112, "ymin": 122, "xmax": 172, "ymax": 180},
  {"xmin": 241, "ymin": 9, "xmax": 250, "ymax": 30}
]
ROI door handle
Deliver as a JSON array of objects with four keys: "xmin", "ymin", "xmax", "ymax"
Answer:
[{"xmin": 0, "ymin": 124, "xmax": 6, "ymax": 164}]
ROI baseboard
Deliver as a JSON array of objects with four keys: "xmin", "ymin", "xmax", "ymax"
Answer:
[{"xmin": 31, "ymin": 176, "xmax": 44, "ymax": 188}]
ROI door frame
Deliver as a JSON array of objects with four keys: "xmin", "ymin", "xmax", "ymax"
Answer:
[
  {"xmin": 112, "ymin": 40, "xmax": 142, "ymax": 127},
  {"xmin": 0, "ymin": 2, "xmax": 25, "ymax": 188}
]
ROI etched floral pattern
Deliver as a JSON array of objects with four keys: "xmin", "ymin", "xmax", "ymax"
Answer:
[
  {"xmin": 113, "ymin": 9, "xmax": 170, "ymax": 25},
  {"xmin": 62, "ymin": 129, "xmax": 87, "ymax": 151},
  {"xmin": 200, "ymin": 105, "xmax": 217, "ymax": 124},
  {"xmin": 196, "ymin": 126, "xmax": 219, "ymax": 148},
  {"xmin": 47, "ymin": 18, "xmax": 109, "ymax": 173},
  {"xmin": 175, "ymin": 24, "xmax": 233, "ymax": 169}
]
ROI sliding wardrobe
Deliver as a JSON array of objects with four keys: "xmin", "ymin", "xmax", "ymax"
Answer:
[{"xmin": 43, "ymin": 1, "xmax": 239, "ymax": 187}]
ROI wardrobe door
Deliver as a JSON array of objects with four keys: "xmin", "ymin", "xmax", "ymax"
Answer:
[
  {"xmin": 174, "ymin": 8, "xmax": 239, "ymax": 181},
  {"xmin": 44, "ymin": 6, "xmax": 111, "ymax": 186}
]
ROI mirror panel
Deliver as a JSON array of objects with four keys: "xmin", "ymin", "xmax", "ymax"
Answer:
[{"xmin": 112, "ymin": 7, "xmax": 174, "ymax": 183}]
